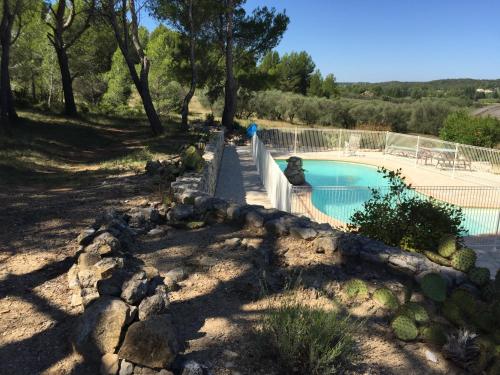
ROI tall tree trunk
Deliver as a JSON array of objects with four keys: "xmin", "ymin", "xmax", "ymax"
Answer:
[
  {"xmin": 181, "ymin": 0, "xmax": 196, "ymax": 130},
  {"xmin": 0, "ymin": 7, "xmax": 18, "ymax": 132},
  {"xmin": 55, "ymin": 47, "xmax": 77, "ymax": 116},
  {"xmin": 222, "ymin": 0, "xmax": 236, "ymax": 131},
  {"xmin": 121, "ymin": 51, "xmax": 163, "ymax": 136}
]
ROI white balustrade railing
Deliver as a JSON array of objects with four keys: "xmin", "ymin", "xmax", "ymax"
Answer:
[{"xmin": 251, "ymin": 134, "xmax": 292, "ymax": 212}]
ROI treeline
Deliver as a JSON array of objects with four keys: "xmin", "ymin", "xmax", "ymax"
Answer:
[
  {"xmin": 338, "ymin": 79, "xmax": 500, "ymax": 101},
  {"xmin": 203, "ymin": 89, "xmax": 459, "ymax": 135}
]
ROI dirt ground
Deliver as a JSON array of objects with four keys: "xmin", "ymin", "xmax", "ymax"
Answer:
[{"xmin": 137, "ymin": 224, "xmax": 461, "ymax": 375}]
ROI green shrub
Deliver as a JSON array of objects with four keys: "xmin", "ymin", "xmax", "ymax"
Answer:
[
  {"xmin": 420, "ymin": 273, "xmax": 447, "ymax": 302},
  {"xmin": 373, "ymin": 288, "xmax": 399, "ymax": 309},
  {"xmin": 440, "ymin": 110, "xmax": 500, "ymax": 147},
  {"xmin": 344, "ymin": 279, "xmax": 369, "ymax": 300},
  {"xmin": 349, "ymin": 168, "xmax": 464, "ymax": 252},
  {"xmin": 259, "ymin": 301, "xmax": 360, "ymax": 375}
]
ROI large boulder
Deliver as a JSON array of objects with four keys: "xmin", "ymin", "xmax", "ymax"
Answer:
[
  {"xmin": 117, "ymin": 315, "xmax": 179, "ymax": 369},
  {"xmin": 74, "ymin": 297, "xmax": 130, "ymax": 356},
  {"xmin": 284, "ymin": 156, "xmax": 306, "ymax": 185}
]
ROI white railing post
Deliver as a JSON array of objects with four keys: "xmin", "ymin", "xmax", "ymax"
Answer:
[
  {"xmin": 415, "ymin": 136, "xmax": 420, "ymax": 167},
  {"xmin": 338, "ymin": 129, "xmax": 343, "ymax": 155},
  {"xmin": 293, "ymin": 126, "xmax": 297, "ymax": 155},
  {"xmin": 452, "ymin": 143, "xmax": 459, "ymax": 178}
]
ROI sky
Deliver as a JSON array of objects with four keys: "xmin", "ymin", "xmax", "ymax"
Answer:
[{"xmin": 142, "ymin": 0, "xmax": 500, "ymax": 83}]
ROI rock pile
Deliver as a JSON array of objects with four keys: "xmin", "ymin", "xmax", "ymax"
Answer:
[{"xmin": 69, "ymin": 209, "xmax": 190, "ymax": 375}]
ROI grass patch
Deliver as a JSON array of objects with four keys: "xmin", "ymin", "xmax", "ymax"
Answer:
[{"xmin": 258, "ymin": 299, "xmax": 360, "ymax": 375}]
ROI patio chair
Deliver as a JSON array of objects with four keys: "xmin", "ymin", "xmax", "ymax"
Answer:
[
  {"xmin": 435, "ymin": 151, "xmax": 472, "ymax": 170},
  {"xmin": 344, "ymin": 134, "xmax": 361, "ymax": 156}
]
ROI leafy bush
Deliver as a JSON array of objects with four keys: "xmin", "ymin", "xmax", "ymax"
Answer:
[
  {"xmin": 259, "ymin": 301, "xmax": 360, "ymax": 375},
  {"xmin": 349, "ymin": 168, "xmax": 465, "ymax": 252},
  {"xmin": 440, "ymin": 110, "xmax": 500, "ymax": 147}
]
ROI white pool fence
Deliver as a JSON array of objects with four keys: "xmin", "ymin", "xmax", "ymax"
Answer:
[
  {"xmin": 257, "ymin": 127, "xmax": 500, "ymax": 186},
  {"xmin": 251, "ymin": 131, "xmax": 500, "ymax": 251}
]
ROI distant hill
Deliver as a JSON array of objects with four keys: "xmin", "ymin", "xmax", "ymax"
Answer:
[{"xmin": 338, "ymin": 78, "xmax": 500, "ymax": 89}]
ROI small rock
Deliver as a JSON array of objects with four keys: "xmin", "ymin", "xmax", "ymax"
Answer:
[
  {"xmin": 425, "ymin": 349, "xmax": 438, "ymax": 363},
  {"xmin": 290, "ymin": 226, "xmax": 317, "ymax": 240},
  {"xmin": 158, "ymin": 370, "xmax": 174, "ymax": 375},
  {"xmin": 313, "ymin": 236, "xmax": 338, "ymax": 254},
  {"xmin": 142, "ymin": 266, "xmax": 160, "ymax": 280},
  {"xmin": 163, "ymin": 267, "xmax": 187, "ymax": 283},
  {"xmin": 125, "ymin": 305, "xmax": 138, "ymax": 325},
  {"xmin": 77, "ymin": 228, "xmax": 96, "ymax": 246},
  {"xmin": 167, "ymin": 204, "xmax": 194, "ymax": 222},
  {"xmin": 181, "ymin": 360, "xmax": 204, "ymax": 375},
  {"xmin": 147, "ymin": 227, "xmax": 165, "ymax": 236},
  {"xmin": 78, "ymin": 269, "xmax": 98, "ymax": 288},
  {"xmin": 101, "ymin": 353, "xmax": 119, "ymax": 375},
  {"xmin": 68, "ymin": 264, "xmax": 81, "ymax": 290},
  {"xmin": 94, "ymin": 257, "xmax": 124, "ymax": 279},
  {"xmin": 78, "ymin": 252, "xmax": 102, "ymax": 269},
  {"xmin": 223, "ymin": 238, "xmax": 241, "ymax": 249},
  {"xmin": 118, "ymin": 359, "xmax": 134, "ymax": 375},
  {"xmin": 138, "ymin": 293, "xmax": 169, "ymax": 320},
  {"xmin": 81, "ymin": 287, "xmax": 100, "ymax": 306},
  {"xmin": 118, "ymin": 315, "xmax": 179, "ymax": 369},
  {"xmin": 245, "ymin": 211, "xmax": 264, "ymax": 228},
  {"xmin": 121, "ymin": 273, "xmax": 148, "ymax": 305},
  {"xmin": 88, "ymin": 232, "xmax": 122, "ymax": 255}
]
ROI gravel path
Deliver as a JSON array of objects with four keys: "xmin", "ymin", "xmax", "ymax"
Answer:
[{"xmin": 215, "ymin": 145, "xmax": 271, "ymax": 207}]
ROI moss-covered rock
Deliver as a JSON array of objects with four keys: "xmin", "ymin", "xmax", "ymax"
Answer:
[{"xmin": 181, "ymin": 145, "xmax": 203, "ymax": 171}]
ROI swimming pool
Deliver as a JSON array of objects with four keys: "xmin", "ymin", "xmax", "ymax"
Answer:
[{"xmin": 276, "ymin": 159, "xmax": 499, "ymax": 236}]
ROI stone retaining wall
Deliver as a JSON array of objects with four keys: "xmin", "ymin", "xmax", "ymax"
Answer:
[{"xmin": 171, "ymin": 129, "xmax": 224, "ymax": 202}]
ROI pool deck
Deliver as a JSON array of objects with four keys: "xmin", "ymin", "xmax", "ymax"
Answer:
[{"xmin": 215, "ymin": 144, "xmax": 272, "ymax": 208}]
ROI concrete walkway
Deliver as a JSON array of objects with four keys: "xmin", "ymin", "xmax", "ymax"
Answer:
[{"xmin": 215, "ymin": 144, "xmax": 271, "ymax": 207}]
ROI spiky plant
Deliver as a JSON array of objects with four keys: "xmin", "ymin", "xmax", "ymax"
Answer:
[
  {"xmin": 442, "ymin": 299, "xmax": 466, "ymax": 327},
  {"xmin": 391, "ymin": 315, "xmax": 418, "ymax": 341},
  {"xmin": 398, "ymin": 302, "xmax": 429, "ymax": 324},
  {"xmin": 424, "ymin": 251, "xmax": 451, "ymax": 267},
  {"xmin": 469, "ymin": 267, "xmax": 491, "ymax": 287},
  {"xmin": 438, "ymin": 234, "xmax": 457, "ymax": 258},
  {"xmin": 451, "ymin": 248, "xmax": 477, "ymax": 272},
  {"xmin": 443, "ymin": 329, "xmax": 480, "ymax": 371},
  {"xmin": 344, "ymin": 279, "xmax": 369, "ymax": 300},
  {"xmin": 449, "ymin": 288, "xmax": 477, "ymax": 317},
  {"xmin": 481, "ymin": 281, "xmax": 498, "ymax": 302},
  {"xmin": 373, "ymin": 288, "xmax": 399, "ymax": 310},
  {"xmin": 420, "ymin": 324, "xmax": 448, "ymax": 347},
  {"xmin": 419, "ymin": 273, "xmax": 447, "ymax": 302}
]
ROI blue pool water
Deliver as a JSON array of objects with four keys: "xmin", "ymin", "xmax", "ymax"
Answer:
[{"xmin": 276, "ymin": 160, "xmax": 499, "ymax": 235}]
